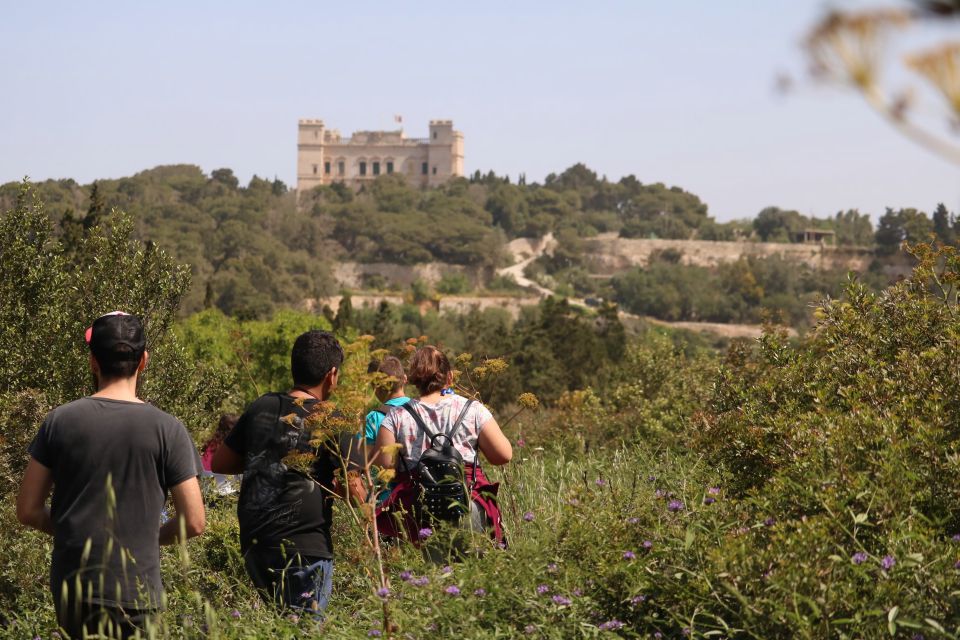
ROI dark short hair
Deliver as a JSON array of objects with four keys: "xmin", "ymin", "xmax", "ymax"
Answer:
[
  {"xmin": 94, "ymin": 352, "xmax": 141, "ymax": 380},
  {"xmin": 407, "ymin": 345, "xmax": 451, "ymax": 396},
  {"xmin": 368, "ymin": 356, "xmax": 405, "ymax": 395},
  {"xmin": 291, "ymin": 330, "xmax": 344, "ymax": 387}
]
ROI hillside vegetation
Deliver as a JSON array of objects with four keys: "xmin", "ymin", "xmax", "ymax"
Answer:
[{"xmin": 8, "ymin": 164, "xmax": 953, "ymax": 324}]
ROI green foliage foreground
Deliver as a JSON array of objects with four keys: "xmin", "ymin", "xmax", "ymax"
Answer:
[{"xmin": 3, "ymin": 188, "xmax": 960, "ymax": 637}]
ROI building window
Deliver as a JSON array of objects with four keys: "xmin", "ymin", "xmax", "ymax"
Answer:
[
  {"xmin": 359, "ymin": 162, "xmax": 367, "ymax": 176},
  {"xmin": 324, "ymin": 162, "xmax": 331, "ymax": 175},
  {"xmin": 373, "ymin": 161, "xmax": 380, "ymax": 176},
  {"xmin": 386, "ymin": 161, "xmax": 394, "ymax": 174},
  {"xmin": 314, "ymin": 131, "xmax": 318, "ymax": 139},
  {"xmin": 312, "ymin": 164, "xmax": 318, "ymax": 175},
  {"xmin": 432, "ymin": 166, "xmax": 437, "ymax": 175},
  {"xmin": 422, "ymin": 162, "xmax": 428, "ymax": 175},
  {"xmin": 433, "ymin": 131, "xmax": 437, "ymax": 139},
  {"xmin": 338, "ymin": 161, "xmax": 345, "ymax": 176}
]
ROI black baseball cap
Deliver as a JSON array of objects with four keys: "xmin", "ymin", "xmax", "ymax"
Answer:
[{"xmin": 85, "ymin": 311, "xmax": 146, "ymax": 361}]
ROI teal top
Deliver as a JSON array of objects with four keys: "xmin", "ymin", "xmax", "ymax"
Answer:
[{"xmin": 364, "ymin": 396, "xmax": 411, "ymax": 445}]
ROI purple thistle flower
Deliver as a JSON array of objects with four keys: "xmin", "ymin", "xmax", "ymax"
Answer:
[
  {"xmin": 627, "ymin": 516, "xmax": 639, "ymax": 524},
  {"xmin": 654, "ymin": 489, "xmax": 666, "ymax": 499},
  {"xmin": 445, "ymin": 585, "xmax": 461, "ymax": 596},
  {"xmin": 400, "ymin": 570, "xmax": 413, "ymax": 581},
  {"xmin": 517, "ymin": 438, "xmax": 526, "ymax": 448},
  {"xmin": 441, "ymin": 565, "xmax": 453, "ymax": 575},
  {"xmin": 536, "ymin": 584, "xmax": 550, "ymax": 595},
  {"xmin": 852, "ymin": 552, "xmax": 868, "ymax": 565},
  {"xmin": 547, "ymin": 562, "xmax": 558, "ymax": 572},
  {"xmin": 568, "ymin": 497, "xmax": 580, "ymax": 506},
  {"xmin": 376, "ymin": 587, "xmax": 390, "ymax": 599},
  {"xmin": 631, "ymin": 594, "xmax": 646, "ymax": 605},
  {"xmin": 708, "ymin": 486, "xmax": 721, "ymax": 495},
  {"xmin": 954, "ymin": 560, "xmax": 960, "ymax": 570},
  {"xmin": 413, "ymin": 576, "xmax": 429, "ymax": 586},
  {"xmin": 881, "ymin": 555, "xmax": 896, "ymax": 570},
  {"xmin": 654, "ymin": 633, "xmax": 663, "ymax": 639},
  {"xmin": 764, "ymin": 517, "xmax": 777, "ymax": 527},
  {"xmin": 622, "ymin": 551, "xmax": 636, "ymax": 560},
  {"xmin": 231, "ymin": 609, "xmax": 240, "ymax": 619},
  {"xmin": 474, "ymin": 588, "xmax": 487, "ymax": 597},
  {"xmin": 647, "ymin": 475, "xmax": 657, "ymax": 482},
  {"xmin": 704, "ymin": 497, "xmax": 716, "ymax": 505},
  {"xmin": 418, "ymin": 527, "xmax": 433, "ymax": 539},
  {"xmin": 523, "ymin": 511, "xmax": 535, "ymax": 522},
  {"xmin": 368, "ymin": 631, "xmax": 382, "ymax": 637},
  {"xmin": 953, "ymin": 534, "xmax": 960, "ymax": 542},
  {"xmin": 642, "ymin": 540, "xmax": 653, "ymax": 549},
  {"xmin": 667, "ymin": 499, "xmax": 684, "ymax": 512},
  {"xmin": 599, "ymin": 620, "xmax": 624, "ymax": 631},
  {"xmin": 595, "ymin": 478, "xmax": 607, "ymax": 487},
  {"xmin": 573, "ymin": 588, "xmax": 583, "ymax": 597},
  {"xmin": 524, "ymin": 625, "xmax": 537, "ymax": 635},
  {"xmin": 552, "ymin": 595, "xmax": 572, "ymax": 606}
]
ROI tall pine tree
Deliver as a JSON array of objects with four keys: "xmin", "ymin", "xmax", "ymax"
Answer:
[
  {"xmin": 932, "ymin": 202, "xmax": 955, "ymax": 246},
  {"xmin": 83, "ymin": 182, "xmax": 106, "ymax": 231}
]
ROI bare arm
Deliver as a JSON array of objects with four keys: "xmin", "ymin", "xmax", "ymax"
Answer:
[
  {"xmin": 159, "ymin": 477, "xmax": 206, "ymax": 545},
  {"xmin": 373, "ymin": 423, "xmax": 398, "ymax": 469},
  {"xmin": 16, "ymin": 458, "xmax": 55, "ymax": 535},
  {"xmin": 210, "ymin": 442, "xmax": 244, "ymax": 475},
  {"xmin": 477, "ymin": 417, "xmax": 513, "ymax": 465}
]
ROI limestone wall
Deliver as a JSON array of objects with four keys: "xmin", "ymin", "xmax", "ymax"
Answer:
[
  {"xmin": 309, "ymin": 293, "xmax": 534, "ymax": 319},
  {"xmin": 333, "ymin": 262, "xmax": 487, "ymax": 289},
  {"xmin": 582, "ymin": 234, "xmax": 874, "ymax": 273}
]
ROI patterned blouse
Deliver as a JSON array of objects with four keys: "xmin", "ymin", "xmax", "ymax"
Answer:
[{"xmin": 380, "ymin": 393, "xmax": 494, "ymax": 467}]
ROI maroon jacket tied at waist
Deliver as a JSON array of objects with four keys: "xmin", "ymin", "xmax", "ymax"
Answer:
[{"xmin": 375, "ymin": 465, "xmax": 506, "ymax": 546}]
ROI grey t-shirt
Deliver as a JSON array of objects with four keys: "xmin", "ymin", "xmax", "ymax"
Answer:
[{"xmin": 28, "ymin": 397, "xmax": 202, "ymax": 609}]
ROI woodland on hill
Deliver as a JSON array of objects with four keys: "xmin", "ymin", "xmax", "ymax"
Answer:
[{"xmin": 2, "ymin": 164, "xmax": 955, "ymax": 326}]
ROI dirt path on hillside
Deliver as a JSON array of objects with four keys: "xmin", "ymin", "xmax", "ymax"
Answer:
[
  {"xmin": 496, "ymin": 233, "xmax": 557, "ymax": 297},
  {"xmin": 496, "ymin": 232, "xmax": 791, "ymax": 339}
]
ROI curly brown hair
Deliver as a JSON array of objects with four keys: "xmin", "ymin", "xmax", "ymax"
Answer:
[{"xmin": 407, "ymin": 345, "xmax": 451, "ymax": 396}]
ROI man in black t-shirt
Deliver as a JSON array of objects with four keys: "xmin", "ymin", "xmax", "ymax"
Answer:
[
  {"xmin": 212, "ymin": 330, "xmax": 346, "ymax": 617},
  {"xmin": 16, "ymin": 311, "xmax": 206, "ymax": 639}
]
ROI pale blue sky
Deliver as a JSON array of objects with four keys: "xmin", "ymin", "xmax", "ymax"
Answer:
[{"xmin": 1, "ymin": 1, "xmax": 957, "ymax": 221}]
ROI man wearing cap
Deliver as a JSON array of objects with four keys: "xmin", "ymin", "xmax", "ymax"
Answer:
[{"xmin": 16, "ymin": 311, "xmax": 206, "ymax": 639}]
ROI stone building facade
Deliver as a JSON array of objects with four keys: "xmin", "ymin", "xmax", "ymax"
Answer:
[{"xmin": 297, "ymin": 119, "xmax": 463, "ymax": 193}]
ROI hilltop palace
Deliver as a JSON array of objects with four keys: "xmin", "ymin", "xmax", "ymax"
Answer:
[{"xmin": 297, "ymin": 119, "xmax": 464, "ymax": 193}]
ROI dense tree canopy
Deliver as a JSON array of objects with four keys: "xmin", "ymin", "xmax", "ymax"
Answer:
[{"xmin": 3, "ymin": 164, "xmax": 952, "ymax": 324}]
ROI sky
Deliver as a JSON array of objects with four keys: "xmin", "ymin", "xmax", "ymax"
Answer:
[{"xmin": 1, "ymin": 0, "xmax": 958, "ymax": 222}]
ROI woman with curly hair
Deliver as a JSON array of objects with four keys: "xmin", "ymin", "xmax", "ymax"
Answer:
[{"xmin": 374, "ymin": 345, "xmax": 512, "ymax": 547}]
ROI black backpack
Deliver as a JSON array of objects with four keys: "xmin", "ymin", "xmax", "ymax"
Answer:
[{"xmin": 401, "ymin": 400, "xmax": 474, "ymax": 524}]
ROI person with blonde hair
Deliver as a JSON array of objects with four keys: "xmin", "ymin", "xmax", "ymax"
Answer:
[{"xmin": 375, "ymin": 345, "xmax": 512, "ymax": 545}]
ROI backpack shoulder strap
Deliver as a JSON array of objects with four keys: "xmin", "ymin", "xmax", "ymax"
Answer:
[
  {"xmin": 446, "ymin": 399, "xmax": 474, "ymax": 440},
  {"xmin": 372, "ymin": 403, "xmax": 394, "ymax": 416},
  {"xmin": 401, "ymin": 401, "xmax": 438, "ymax": 441}
]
